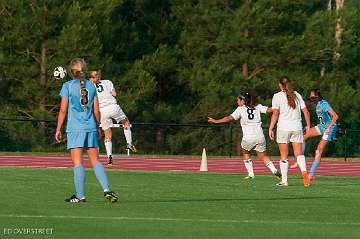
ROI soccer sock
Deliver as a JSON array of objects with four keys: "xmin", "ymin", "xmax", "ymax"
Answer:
[
  {"xmin": 93, "ymin": 162, "xmax": 110, "ymax": 192},
  {"xmin": 243, "ymin": 159, "xmax": 254, "ymax": 177},
  {"xmin": 123, "ymin": 127, "xmax": 132, "ymax": 145},
  {"xmin": 302, "ymin": 143, "xmax": 306, "ymax": 155},
  {"xmin": 73, "ymin": 164, "xmax": 85, "ymax": 199},
  {"xmin": 310, "ymin": 159, "xmax": 320, "ymax": 177},
  {"xmin": 280, "ymin": 160, "xmax": 289, "ymax": 183},
  {"xmin": 296, "ymin": 155, "xmax": 307, "ymax": 173},
  {"xmin": 266, "ymin": 161, "xmax": 278, "ymax": 174},
  {"xmin": 104, "ymin": 140, "xmax": 112, "ymax": 157}
]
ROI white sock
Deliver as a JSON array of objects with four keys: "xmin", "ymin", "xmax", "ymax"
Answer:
[
  {"xmin": 123, "ymin": 127, "xmax": 132, "ymax": 145},
  {"xmin": 296, "ymin": 155, "xmax": 307, "ymax": 172},
  {"xmin": 104, "ymin": 140, "xmax": 112, "ymax": 157},
  {"xmin": 266, "ymin": 161, "xmax": 277, "ymax": 174},
  {"xmin": 280, "ymin": 160, "xmax": 289, "ymax": 183},
  {"xmin": 243, "ymin": 159, "xmax": 254, "ymax": 177}
]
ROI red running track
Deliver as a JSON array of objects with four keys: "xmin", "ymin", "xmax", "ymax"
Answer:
[{"xmin": 0, "ymin": 155, "xmax": 359, "ymax": 176}]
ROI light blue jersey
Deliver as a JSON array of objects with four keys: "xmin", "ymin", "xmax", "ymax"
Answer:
[
  {"xmin": 315, "ymin": 99, "xmax": 337, "ymax": 141},
  {"xmin": 60, "ymin": 79, "xmax": 97, "ymax": 133}
]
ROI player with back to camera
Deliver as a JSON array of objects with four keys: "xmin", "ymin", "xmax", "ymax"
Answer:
[
  {"xmin": 88, "ymin": 70, "xmax": 136, "ymax": 168},
  {"xmin": 208, "ymin": 92, "xmax": 282, "ymax": 181},
  {"xmin": 268, "ymin": 76, "xmax": 311, "ymax": 187},
  {"xmin": 55, "ymin": 58, "xmax": 118, "ymax": 203},
  {"xmin": 290, "ymin": 89, "xmax": 338, "ymax": 181}
]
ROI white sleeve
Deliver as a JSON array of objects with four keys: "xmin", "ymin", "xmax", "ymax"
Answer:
[
  {"xmin": 272, "ymin": 95, "xmax": 280, "ymax": 109},
  {"xmin": 256, "ymin": 104, "xmax": 268, "ymax": 114},
  {"xmin": 230, "ymin": 107, "xmax": 241, "ymax": 120},
  {"xmin": 296, "ymin": 93, "xmax": 306, "ymax": 109},
  {"xmin": 109, "ymin": 80, "xmax": 115, "ymax": 92}
]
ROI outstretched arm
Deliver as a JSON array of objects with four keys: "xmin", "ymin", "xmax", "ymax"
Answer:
[
  {"xmin": 208, "ymin": 115, "xmax": 235, "ymax": 124},
  {"xmin": 266, "ymin": 107, "xmax": 273, "ymax": 114}
]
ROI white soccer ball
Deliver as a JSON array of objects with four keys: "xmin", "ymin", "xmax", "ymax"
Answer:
[{"xmin": 53, "ymin": 66, "xmax": 67, "ymax": 80}]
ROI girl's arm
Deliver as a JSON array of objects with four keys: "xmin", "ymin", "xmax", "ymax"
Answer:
[
  {"xmin": 268, "ymin": 109, "xmax": 279, "ymax": 140},
  {"xmin": 111, "ymin": 89, "xmax": 117, "ymax": 97},
  {"xmin": 93, "ymin": 96, "xmax": 102, "ymax": 139},
  {"xmin": 55, "ymin": 97, "xmax": 68, "ymax": 142},
  {"xmin": 302, "ymin": 107, "xmax": 311, "ymax": 134},
  {"xmin": 325, "ymin": 108, "xmax": 338, "ymax": 133},
  {"xmin": 266, "ymin": 107, "xmax": 273, "ymax": 114},
  {"xmin": 208, "ymin": 115, "xmax": 235, "ymax": 124}
]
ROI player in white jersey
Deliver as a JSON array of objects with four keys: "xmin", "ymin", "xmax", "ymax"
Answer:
[
  {"xmin": 268, "ymin": 76, "xmax": 311, "ymax": 187},
  {"xmin": 89, "ymin": 70, "xmax": 136, "ymax": 168},
  {"xmin": 208, "ymin": 92, "xmax": 281, "ymax": 181}
]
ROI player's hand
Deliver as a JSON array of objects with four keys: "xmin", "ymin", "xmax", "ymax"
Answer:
[
  {"xmin": 208, "ymin": 117, "xmax": 216, "ymax": 123},
  {"xmin": 304, "ymin": 125, "xmax": 310, "ymax": 135},
  {"xmin": 55, "ymin": 130, "xmax": 62, "ymax": 143},
  {"xmin": 269, "ymin": 129, "xmax": 275, "ymax": 141},
  {"xmin": 97, "ymin": 128, "xmax": 102, "ymax": 140}
]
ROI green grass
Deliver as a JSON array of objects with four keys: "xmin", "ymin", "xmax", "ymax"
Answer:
[{"xmin": 0, "ymin": 167, "xmax": 359, "ymax": 239}]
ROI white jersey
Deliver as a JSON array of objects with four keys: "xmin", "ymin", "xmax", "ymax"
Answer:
[
  {"xmin": 231, "ymin": 104, "xmax": 268, "ymax": 140},
  {"xmin": 271, "ymin": 91, "xmax": 306, "ymax": 131},
  {"xmin": 93, "ymin": 80, "xmax": 117, "ymax": 109}
]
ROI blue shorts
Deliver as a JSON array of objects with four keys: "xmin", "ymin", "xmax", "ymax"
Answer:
[
  {"xmin": 67, "ymin": 131, "xmax": 99, "ymax": 149},
  {"xmin": 315, "ymin": 124, "xmax": 337, "ymax": 141}
]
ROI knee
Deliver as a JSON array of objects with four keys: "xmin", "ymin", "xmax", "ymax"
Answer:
[{"xmin": 104, "ymin": 137, "xmax": 112, "ymax": 142}]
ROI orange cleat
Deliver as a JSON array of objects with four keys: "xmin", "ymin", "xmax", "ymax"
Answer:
[{"xmin": 302, "ymin": 172, "xmax": 310, "ymax": 187}]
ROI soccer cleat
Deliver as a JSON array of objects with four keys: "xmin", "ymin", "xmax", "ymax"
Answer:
[
  {"xmin": 244, "ymin": 175, "xmax": 255, "ymax": 180},
  {"xmin": 309, "ymin": 175, "xmax": 315, "ymax": 182},
  {"xmin": 302, "ymin": 172, "xmax": 310, "ymax": 187},
  {"xmin": 274, "ymin": 171, "xmax": 282, "ymax": 180},
  {"xmin": 276, "ymin": 182, "xmax": 288, "ymax": 187},
  {"xmin": 106, "ymin": 155, "xmax": 113, "ymax": 169},
  {"xmin": 290, "ymin": 162, "xmax": 298, "ymax": 169},
  {"xmin": 65, "ymin": 194, "xmax": 86, "ymax": 203},
  {"xmin": 126, "ymin": 144, "xmax": 137, "ymax": 153},
  {"xmin": 104, "ymin": 191, "xmax": 118, "ymax": 203}
]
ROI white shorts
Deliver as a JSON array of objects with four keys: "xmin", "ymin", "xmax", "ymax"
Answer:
[
  {"xmin": 100, "ymin": 104, "xmax": 127, "ymax": 130},
  {"xmin": 241, "ymin": 138, "xmax": 266, "ymax": 152},
  {"xmin": 276, "ymin": 129, "xmax": 304, "ymax": 144}
]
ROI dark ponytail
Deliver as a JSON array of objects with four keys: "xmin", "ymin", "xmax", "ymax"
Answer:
[
  {"xmin": 244, "ymin": 92, "xmax": 257, "ymax": 108},
  {"xmin": 279, "ymin": 76, "xmax": 297, "ymax": 109}
]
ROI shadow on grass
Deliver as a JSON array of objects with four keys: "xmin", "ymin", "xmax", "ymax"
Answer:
[{"xmin": 123, "ymin": 196, "xmax": 333, "ymax": 204}]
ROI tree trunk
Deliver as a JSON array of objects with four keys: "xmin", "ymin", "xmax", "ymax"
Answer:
[{"xmin": 334, "ymin": 0, "xmax": 344, "ymax": 61}]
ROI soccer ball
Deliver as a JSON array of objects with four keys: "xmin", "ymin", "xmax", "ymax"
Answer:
[{"xmin": 53, "ymin": 66, "xmax": 67, "ymax": 80}]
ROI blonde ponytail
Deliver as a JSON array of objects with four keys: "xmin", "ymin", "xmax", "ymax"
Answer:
[{"xmin": 69, "ymin": 58, "xmax": 88, "ymax": 112}]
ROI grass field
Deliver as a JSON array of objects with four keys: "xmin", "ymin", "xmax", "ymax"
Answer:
[{"xmin": 0, "ymin": 167, "xmax": 359, "ymax": 239}]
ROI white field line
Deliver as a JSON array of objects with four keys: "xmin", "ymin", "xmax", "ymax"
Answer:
[{"xmin": 0, "ymin": 214, "xmax": 359, "ymax": 226}]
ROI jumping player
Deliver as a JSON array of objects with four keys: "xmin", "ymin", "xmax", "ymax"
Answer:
[
  {"xmin": 290, "ymin": 89, "xmax": 338, "ymax": 181},
  {"xmin": 208, "ymin": 92, "xmax": 281, "ymax": 180},
  {"xmin": 88, "ymin": 70, "xmax": 136, "ymax": 168},
  {"xmin": 55, "ymin": 58, "xmax": 118, "ymax": 203},
  {"xmin": 269, "ymin": 76, "xmax": 311, "ymax": 187}
]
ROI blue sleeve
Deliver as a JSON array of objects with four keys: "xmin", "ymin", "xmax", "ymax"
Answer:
[
  {"xmin": 60, "ymin": 83, "xmax": 69, "ymax": 99},
  {"xmin": 322, "ymin": 101, "xmax": 331, "ymax": 112}
]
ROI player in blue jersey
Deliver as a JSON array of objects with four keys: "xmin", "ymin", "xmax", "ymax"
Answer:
[
  {"xmin": 290, "ymin": 89, "xmax": 338, "ymax": 181},
  {"xmin": 55, "ymin": 58, "xmax": 118, "ymax": 203}
]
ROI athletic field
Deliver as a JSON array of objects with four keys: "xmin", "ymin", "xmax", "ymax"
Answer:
[{"xmin": 0, "ymin": 155, "xmax": 359, "ymax": 239}]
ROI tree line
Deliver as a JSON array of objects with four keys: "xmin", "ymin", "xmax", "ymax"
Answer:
[{"xmin": 0, "ymin": 0, "xmax": 359, "ymax": 156}]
